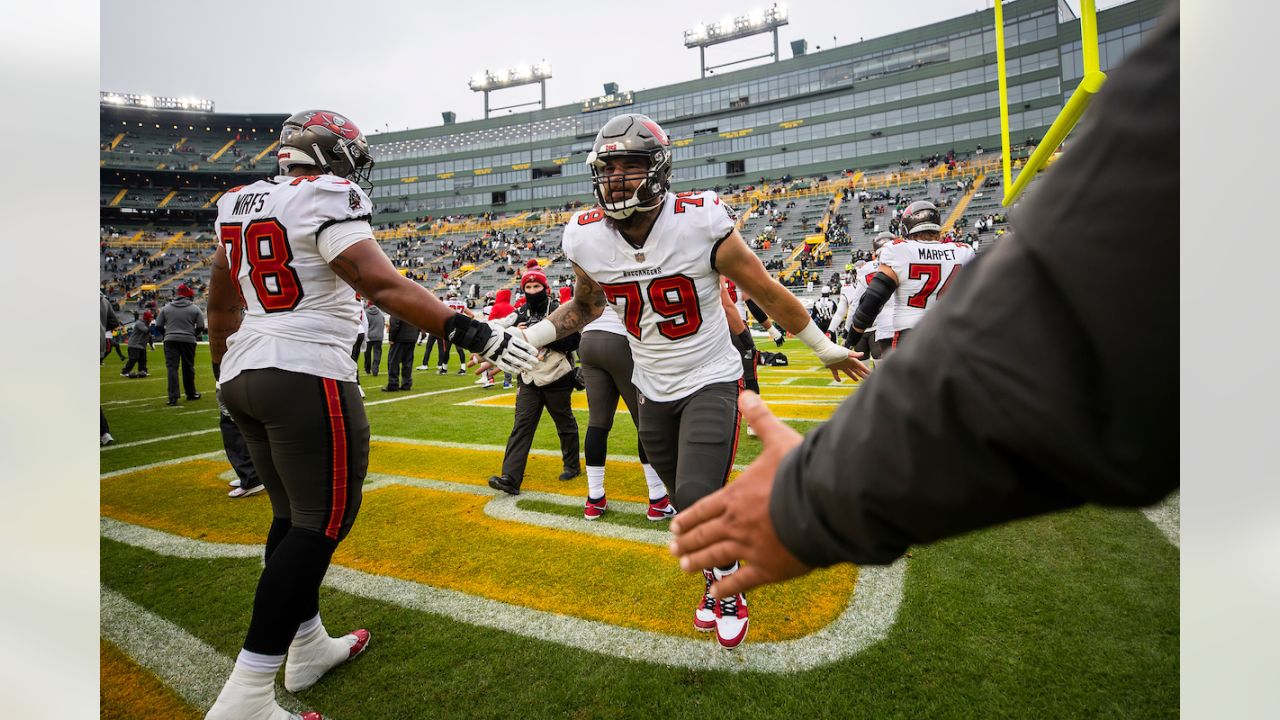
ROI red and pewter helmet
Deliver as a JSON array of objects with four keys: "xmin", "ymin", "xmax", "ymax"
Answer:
[
  {"xmin": 278, "ymin": 110, "xmax": 375, "ymax": 191},
  {"xmin": 901, "ymin": 200, "xmax": 942, "ymax": 236},
  {"xmin": 873, "ymin": 231, "xmax": 896, "ymax": 250},
  {"xmin": 587, "ymin": 113, "xmax": 672, "ymax": 220}
]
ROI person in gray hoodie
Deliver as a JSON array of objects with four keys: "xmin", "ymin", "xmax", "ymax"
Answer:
[
  {"xmin": 363, "ymin": 301, "xmax": 385, "ymax": 376},
  {"xmin": 156, "ymin": 283, "xmax": 207, "ymax": 405},
  {"xmin": 121, "ymin": 309, "xmax": 155, "ymax": 378}
]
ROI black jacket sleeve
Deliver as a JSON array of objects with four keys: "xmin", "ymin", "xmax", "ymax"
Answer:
[{"xmin": 769, "ymin": 7, "xmax": 1180, "ymax": 568}]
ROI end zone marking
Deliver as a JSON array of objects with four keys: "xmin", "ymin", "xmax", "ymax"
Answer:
[{"xmin": 102, "ymin": 518, "xmax": 905, "ymax": 674}]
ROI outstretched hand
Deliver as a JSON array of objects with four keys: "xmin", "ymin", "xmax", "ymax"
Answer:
[
  {"xmin": 827, "ymin": 350, "xmax": 871, "ymax": 382},
  {"xmin": 669, "ymin": 391, "xmax": 813, "ymax": 599}
]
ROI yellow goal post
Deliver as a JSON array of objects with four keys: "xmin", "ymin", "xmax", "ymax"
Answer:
[{"xmin": 995, "ymin": 0, "xmax": 1106, "ymax": 206}]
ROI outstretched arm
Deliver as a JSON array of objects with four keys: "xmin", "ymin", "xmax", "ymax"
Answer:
[
  {"xmin": 330, "ymin": 239, "xmax": 537, "ymax": 373},
  {"xmin": 715, "ymin": 230, "xmax": 869, "ymax": 381},
  {"xmin": 521, "ymin": 262, "xmax": 605, "ymax": 348}
]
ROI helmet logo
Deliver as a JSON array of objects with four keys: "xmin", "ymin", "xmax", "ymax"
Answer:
[
  {"xmin": 639, "ymin": 119, "xmax": 669, "ymax": 145},
  {"xmin": 302, "ymin": 111, "xmax": 362, "ymax": 140},
  {"xmin": 602, "ymin": 143, "xmax": 619, "ymax": 152}
]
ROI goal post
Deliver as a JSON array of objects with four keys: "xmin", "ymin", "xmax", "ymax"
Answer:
[{"xmin": 995, "ymin": 0, "xmax": 1107, "ymax": 206}]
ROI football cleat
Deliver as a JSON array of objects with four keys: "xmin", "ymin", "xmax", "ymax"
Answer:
[
  {"xmin": 284, "ymin": 628, "xmax": 370, "ymax": 693},
  {"xmin": 711, "ymin": 564, "xmax": 749, "ymax": 648},
  {"xmin": 583, "ymin": 496, "xmax": 607, "ymax": 520},
  {"xmin": 416, "ymin": 365, "xmax": 430, "ymax": 371},
  {"xmin": 646, "ymin": 496, "xmax": 676, "ymax": 521},
  {"xmin": 694, "ymin": 569, "xmax": 717, "ymax": 632},
  {"xmin": 714, "ymin": 591, "xmax": 749, "ymax": 649}
]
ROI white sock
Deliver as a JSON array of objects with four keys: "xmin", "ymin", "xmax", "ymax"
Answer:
[
  {"xmin": 586, "ymin": 466, "xmax": 605, "ymax": 500},
  {"xmin": 294, "ymin": 613, "xmax": 324, "ymax": 640},
  {"xmin": 205, "ymin": 655, "xmax": 292, "ymax": 720},
  {"xmin": 642, "ymin": 464, "xmax": 666, "ymax": 501},
  {"xmin": 236, "ymin": 648, "xmax": 285, "ymax": 674},
  {"xmin": 713, "ymin": 562, "xmax": 740, "ymax": 581},
  {"xmin": 284, "ymin": 618, "xmax": 360, "ymax": 693}
]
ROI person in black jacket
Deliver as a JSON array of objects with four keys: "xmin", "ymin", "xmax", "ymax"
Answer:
[
  {"xmin": 382, "ymin": 312, "xmax": 420, "ymax": 392},
  {"xmin": 487, "ymin": 268, "xmax": 582, "ymax": 494},
  {"xmin": 670, "ymin": 5, "xmax": 1180, "ymax": 599}
]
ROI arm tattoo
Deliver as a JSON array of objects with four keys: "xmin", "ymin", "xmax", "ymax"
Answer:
[
  {"xmin": 330, "ymin": 254, "xmax": 363, "ymax": 287},
  {"xmin": 545, "ymin": 268, "xmax": 604, "ymax": 338}
]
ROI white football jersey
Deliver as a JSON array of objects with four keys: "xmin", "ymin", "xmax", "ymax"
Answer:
[
  {"xmin": 584, "ymin": 304, "xmax": 627, "ymax": 336},
  {"xmin": 830, "ymin": 282, "xmax": 858, "ymax": 331},
  {"xmin": 215, "ymin": 174, "xmax": 373, "ymax": 384},
  {"xmin": 857, "ymin": 260, "xmax": 897, "ymax": 341},
  {"xmin": 879, "ymin": 238, "xmax": 974, "ymax": 332},
  {"xmin": 563, "ymin": 190, "xmax": 740, "ymax": 402},
  {"xmin": 445, "ymin": 299, "xmax": 469, "ymax": 315}
]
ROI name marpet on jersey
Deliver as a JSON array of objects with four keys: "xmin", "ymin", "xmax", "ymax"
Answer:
[
  {"xmin": 231, "ymin": 192, "xmax": 269, "ymax": 215},
  {"xmin": 915, "ymin": 246, "xmax": 958, "ymax": 261},
  {"xmin": 622, "ymin": 266, "xmax": 663, "ymax": 278}
]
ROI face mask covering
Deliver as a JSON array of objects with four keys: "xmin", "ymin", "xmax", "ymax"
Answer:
[{"xmin": 524, "ymin": 289, "xmax": 549, "ymax": 315}]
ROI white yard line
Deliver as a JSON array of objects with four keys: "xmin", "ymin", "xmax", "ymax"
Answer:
[
  {"xmin": 1139, "ymin": 491, "xmax": 1180, "ymax": 547},
  {"xmin": 100, "ymin": 428, "xmax": 221, "ymax": 452},
  {"xmin": 100, "ymin": 586, "xmax": 319, "ymax": 717}
]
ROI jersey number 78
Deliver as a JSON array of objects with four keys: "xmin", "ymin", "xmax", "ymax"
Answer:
[{"xmin": 220, "ymin": 219, "xmax": 305, "ymax": 313}]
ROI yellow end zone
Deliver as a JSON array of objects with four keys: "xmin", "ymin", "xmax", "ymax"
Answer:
[{"xmin": 102, "ymin": 451, "xmax": 858, "ymax": 641}]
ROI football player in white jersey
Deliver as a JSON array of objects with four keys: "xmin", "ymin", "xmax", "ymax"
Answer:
[
  {"xmin": 836, "ymin": 233, "xmax": 896, "ymax": 364},
  {"xmin": 510, "ymin": 113, "xmax": 868, "ymax": 650},
  {"xmin": 441, "ymin": 290, "xmax": 472, "ymax": 374},
  {"xmin": 846, "ymin": 201, "xmax": 975, "ymax": 351},
  {"xmin": 202, "ymin": 110, "xmax": 537, "ymax": 720}
]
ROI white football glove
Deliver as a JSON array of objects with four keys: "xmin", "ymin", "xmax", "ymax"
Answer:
[{"xmin": 479, "ymin": 322, "xmax": 538, "ymax": 374}]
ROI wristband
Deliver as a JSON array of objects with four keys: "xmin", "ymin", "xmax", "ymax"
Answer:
[
  {"xmin": 795, "ymin": 320, "xmax": 848, "ymax": 365},
  {"xmin": 522, "ymin": 318, "xmax": 558, "ymax": 348},
  {"xmin": 444, "ymin": 313, "xmax": 490, "ymax": 354}
]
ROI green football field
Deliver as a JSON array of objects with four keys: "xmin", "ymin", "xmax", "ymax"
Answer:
[{"xmin": 99, "ymin": 341, "xmax": 1178, "ymax": 719}]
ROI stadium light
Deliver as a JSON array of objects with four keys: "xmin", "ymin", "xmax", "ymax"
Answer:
[
  {"xmin": 100, "ymin": 92, "xmax": 215, "ymax": 112},
  {"xmin": 683, "ymin": 4, "xmax": 790, "ymax": 78},
  {"xmin": 467, "ymin": 61, "xmax": 553, "ymax": 119}
]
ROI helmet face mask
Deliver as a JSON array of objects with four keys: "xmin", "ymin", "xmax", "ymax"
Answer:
[
  {"xmin": 278, "ymin": 110, "xmax": 376, "ymax": 194},
  {"xmin": 587, "ymin": 114, "xmax": 672, "ymax": 220}
]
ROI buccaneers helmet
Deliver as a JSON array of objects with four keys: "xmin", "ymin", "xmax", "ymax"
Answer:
[
  {"xmin": 278, "ymin": 110, "xmax": 375, "ymax": 191},
  {"xmin": 587, "ymin": 114, "xmax": 672, "ymax": 219},
  {"xmin": 901, "ymin": 200, "xmax": 942, "ymax": 236},
  {"xmin": 873, "ymin": 231, "xmax": 896, "ymax": 250}
]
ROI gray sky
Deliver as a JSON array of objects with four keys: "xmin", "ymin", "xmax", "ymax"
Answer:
[{"xmin": 101, "ymin": 0, "xmax": 1125, "ymax": 135}]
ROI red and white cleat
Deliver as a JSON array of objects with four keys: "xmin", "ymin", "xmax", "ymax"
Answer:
[
  {"xmin": 646, "ymin": 496, "xmax": 677, "ymax": 521},
  {"xmin": 694, "ymin": 569, "xmax": 717, "ymax": 632},
  {"xmin": 583, "ymin": 496, "xmax": 607, "ymax": 520},
  {"xmin": 713, "ymin": 591, "xmax": 749, "ymax": 649}
]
